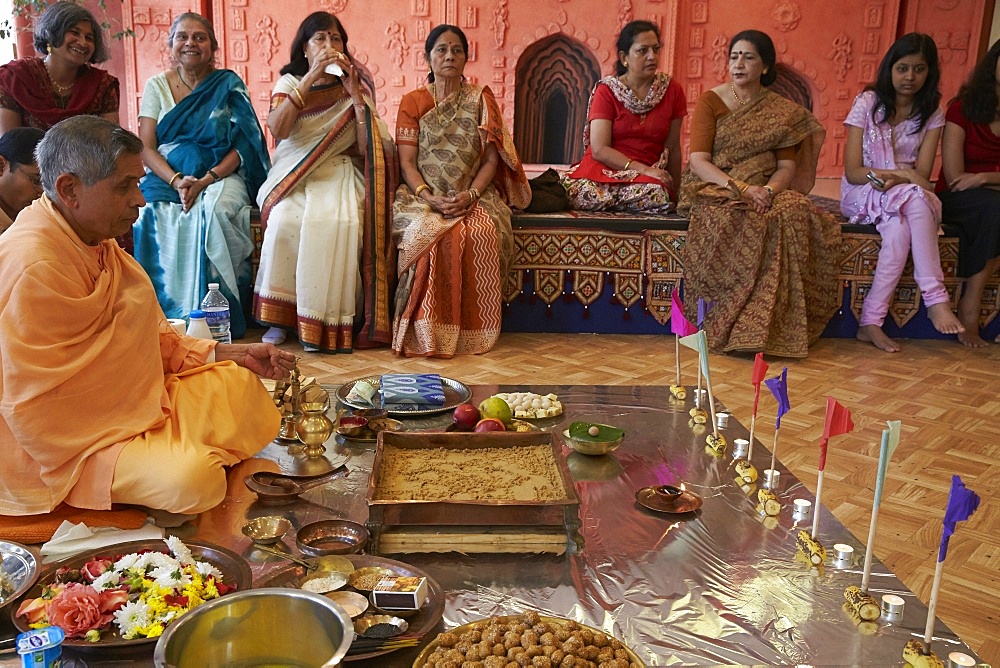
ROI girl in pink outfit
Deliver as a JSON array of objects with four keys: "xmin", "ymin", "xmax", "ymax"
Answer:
[{"xmin": 841, "ymin": 33, "xmax": 964, "ymax": 352}]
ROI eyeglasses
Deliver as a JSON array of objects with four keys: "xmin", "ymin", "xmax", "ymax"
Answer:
[{"xmin": 15, "ymin": 168, "xmax": 42, "ymax": 189}]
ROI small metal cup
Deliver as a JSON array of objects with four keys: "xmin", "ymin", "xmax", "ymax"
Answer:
[
  {"xmin": 763, "ymin": 469, "xmax": 780, "ymax": 490},
  {"xmin": 881, "ymin": 594, "xmax": 905, "ymax": 619},
  {"xmin": 792, "ymin": 498, "xmax": 812, "ymax": 520},
  {"xmin": 732, "ymin": 438, "xmax": 749, "ymax": 457},
  {"xmin": 716, "ymin": 412, "xmax": 729, "ymax": 429}
]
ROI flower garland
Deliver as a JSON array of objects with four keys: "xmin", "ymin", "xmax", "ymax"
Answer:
[{"xmin": 16, "ymin": 537, "xmax": 235, "ymax": 641}]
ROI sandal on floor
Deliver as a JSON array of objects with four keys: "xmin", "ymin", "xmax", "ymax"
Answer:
[{"xmin": 262, "ymin": 327, "xmax": 286, "ymax": 345}]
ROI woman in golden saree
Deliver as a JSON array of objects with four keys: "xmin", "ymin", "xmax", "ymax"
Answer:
[
  {"xmin": 679, "ymin": 30, "xmax": 841, "ymax": 358},
  {"xmin": 391, "ymin": 24, "xmax": 530, "ymax": 357}
]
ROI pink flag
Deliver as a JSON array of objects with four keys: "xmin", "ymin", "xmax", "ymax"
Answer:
[
  {"xmin": 819, "ymin": 397, "xmax": 854, "ymax": 470},
  {"xmin": 670, "ymin": 291, "xmax": 697, "ymax": 337},
  {"xmin": 751, "ymin": 352, "xmax": 769, "ymax": 415}
]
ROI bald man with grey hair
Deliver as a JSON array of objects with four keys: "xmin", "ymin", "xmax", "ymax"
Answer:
[{"xmin": 0, "ymin": 116, "xmax": 295, "ymax": 518}]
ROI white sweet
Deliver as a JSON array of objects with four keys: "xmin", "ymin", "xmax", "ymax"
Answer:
[{"xmin": 491, "ymin": 392, "xmax": 563, "ymax": 418}]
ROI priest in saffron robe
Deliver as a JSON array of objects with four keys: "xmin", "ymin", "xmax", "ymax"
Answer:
[{"xmin": 0, "ymin": 116, "xmax": 294, "ymax": 517}]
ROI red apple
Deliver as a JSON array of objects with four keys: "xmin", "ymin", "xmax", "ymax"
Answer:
[
  {"xmin": 452, "ymin": 403, "xmax": 481, "ymax": 431},
  {"xmin": 474, "ymin": 418, "xmax": 506, "ymax": 433}
]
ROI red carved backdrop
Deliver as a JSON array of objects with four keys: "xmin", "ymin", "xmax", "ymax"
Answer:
[{"xmin": 14, "ymin": 0, "xmax": 995, "ymax": 177}]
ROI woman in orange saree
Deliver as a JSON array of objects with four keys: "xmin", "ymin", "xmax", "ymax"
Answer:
[
  {"xmin": 391, "ymin": 25, "xmax": 530, "ymax": 357},
  {"xmin": 679, "ymin": 30, "xmax": 841, "ymax": 358}
]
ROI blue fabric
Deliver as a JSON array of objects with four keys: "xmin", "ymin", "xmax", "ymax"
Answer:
[
  {"xmin": 380, "ymin": 374, "xmax": 445, "ymax": 406},
  {"xmin": 139, "ymin": 69, "xmax": 269, "ymax": 205}
]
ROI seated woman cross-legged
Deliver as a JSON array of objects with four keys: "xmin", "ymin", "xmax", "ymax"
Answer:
[
  {"xmin": 391, "ymin": 24, "xmax": 530, "ymax": 357},
  {"xmin": 679, "ymin": 30, "xmax": 841, "ymax": 358},
  {"xmin": 132, "ymin": 13, "xmax": 270, "ymax": 340},
  {"xmin": 563, "ymin": 20, "xmax": 686, "ymax": 213},
  {"xmin": 937, "ymin": 39, "xmax": 1000, "ymax": 347}
]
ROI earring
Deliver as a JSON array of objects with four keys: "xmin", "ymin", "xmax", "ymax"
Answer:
[{"xmin": 47, "ymin": 44, "xmax": 52, "ymax": 55}]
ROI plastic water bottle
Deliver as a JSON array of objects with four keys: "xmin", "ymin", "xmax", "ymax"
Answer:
[
  {"xmin": 200, "ymin": 283, "xmax": 232, "ymax": 344},
  {"xmin": 186, "ymin": 310, "xmax": 214, "ymax": 340}
]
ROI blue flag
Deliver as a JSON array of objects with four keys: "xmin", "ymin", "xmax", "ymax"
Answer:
[
  {"xmin": 938, "ymin": 475, "xmax": 980, "ymax": 562},
  {"xmin": 763, "ymin": 367, "xmax": 790, "ymax": 429},
  {"xmin": 697, "ymin": 298, "xmax": 714, "ymax": 328}
]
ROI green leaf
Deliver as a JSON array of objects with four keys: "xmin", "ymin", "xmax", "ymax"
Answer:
[{"xmin": 567, "ymin": 421, "xmax": 624, "ymax": 442}]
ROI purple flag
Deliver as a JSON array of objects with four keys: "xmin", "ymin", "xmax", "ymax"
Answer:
[
  {"xmin": 938, "ymin": 475, "xmax": 980, "ymax": 562},
  {"xmin": 763, "ymin": 367, "xmax": 790, "ymax": 429},
  {"xmin": 697, "ymin": 298, "xmax": 714, "ymax": 328},
  {"xmin": 670, "ymin": 291, "xmax": 697, "ymax": 337}
]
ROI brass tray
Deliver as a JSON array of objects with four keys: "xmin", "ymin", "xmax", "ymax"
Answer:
[
  {"xmin": 11, "ymin": 539, "xmax": 251, "ymax": 651},
  {"xmin": 254, "ymin": 554, "xmax": 444, "ymax": 662},
  {"xmin": 413, "ymin": 614, "xmax": 646, "ymax": 667},
  {"xmin": 337, "ymin": 375, "xmax": 471, "ymax": 417}
]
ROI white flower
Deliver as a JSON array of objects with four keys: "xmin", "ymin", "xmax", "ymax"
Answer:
[
  {"xmin": 112, "ymin": 553, "xmax": 143, "ymax": 572},
  {"xmin": 135, "ymin": 551, "xmax": 176, "ymax": 572},
  {"xmin": 150, "ymin": 565, "xmax": 192, "ymax": 590},
  {"xmin": 113, "ymin": 599, "xmax": 152, "ymax": 640},
  {"xmin": 164, "ymin": 536, "xmax": 195, "ymax": 566},
  {"xmin": 195, "ymin": 561, "xmax": 223, "ymax": 581},
  {"xmin": 91, "ymin": 570, "xmax": 121, "ymax": 590}
]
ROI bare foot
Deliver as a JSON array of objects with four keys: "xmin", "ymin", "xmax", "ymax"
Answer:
[
  {"xmin": 857, "ymin": 324, "xmax": 901, "ymax": 352},
  {"xmin": 956, "ymin": 314, "xmax": 989, "ymax": 347},
  {"xmin": 926, "ymin": 303, "xmax": 965, "ymax": 335}
]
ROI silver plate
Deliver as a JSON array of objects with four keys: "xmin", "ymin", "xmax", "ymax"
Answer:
[
  {"xmin": 337, "ymin": 375, "xmax": 472, "ymax": 417},
  {"xmin": 0, "ymin": 540, "xmax": 38, "ymax": 612}
]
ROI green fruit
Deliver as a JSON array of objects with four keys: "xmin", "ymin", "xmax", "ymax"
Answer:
[{"xmin": 478, "ymin": 397, "xmax": 513, "ymax": 425}]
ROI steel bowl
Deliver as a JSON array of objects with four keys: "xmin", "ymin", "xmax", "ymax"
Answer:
[
  {"xmin": 0, "ymin": 540, "xmax": 38, "ymax": 613},
  {"xmin": 241, "ymin": 516, "xmax": 292, "ymax": 545},
  {"xmin": 153, "ymin": 588, "xmax": 353, "ymax": 667},
  {"xmin": 561, "ymin": 427, "xmax": 624, "ymax": 456},
  {"xmin": 297, "ymin": 520, "xmax": 369, "ymax": 556}
]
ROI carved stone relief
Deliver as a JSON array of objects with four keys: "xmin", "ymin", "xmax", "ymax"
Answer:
[
  {"xmin": 771, "ymin": 2, "xmax": 802, "ymax": 32},
  {"xmin": 829, "ymin": 33, "xmax": 852, "ymax": 82},
  {"xmin": 411, "ymin": 0, "xmax": 429, "ymax": 17},
  {"xmin": 463, "ymin": 6, "xmax": 478, "ymax": 28},
  {"xmin": 617, "ymin": 0, "xmax": 632, "ymax": 27},
  {"xmin": 232, "ymin": 9, "xmax": 245, "ymax": 32},
  {"xmin": 691, "ymin": 0, "xmax": 708, "ymax": 23},
  {"xmin": 864, "ymin": 2, "xmax": 884, "ymax": 28},
  {"xmin": 253, "ymin": 16, "xmax": 280, "ymax": 66},
  {"xmin": 319, "ymin": 0, "xmax": 349, "ymax": 11},
  {"xmin": 493, "ymin": 0, "xmax": 509, "ymax": 49},
  {"xmin": 711, "ymin": 34, "xmax": 729, "ymax": 82},
  {"xmin": 385, "ymin": 21, "xmax": 408, "ymax": 70}
]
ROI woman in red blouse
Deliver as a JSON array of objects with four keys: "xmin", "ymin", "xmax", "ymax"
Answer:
[
  {"xmin": 939, "ymin": 39, "xmax": 1000, "ymax": 346},
  {"xmin": 563, "ymin": 20, "xmax": 686, "ymax": 213}
]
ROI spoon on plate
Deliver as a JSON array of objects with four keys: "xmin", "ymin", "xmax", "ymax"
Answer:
[{"xmin": 250, "ymin": 543, "xmax": 317, "ymax": 571}]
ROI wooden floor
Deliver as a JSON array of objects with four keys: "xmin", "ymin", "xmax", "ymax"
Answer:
[{"xmin": 279, "ymin": 332, "xmax": 999, "ymax": 663}]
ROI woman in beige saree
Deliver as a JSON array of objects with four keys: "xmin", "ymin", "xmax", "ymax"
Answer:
[
  {"xmin": 392, "ymin": 25, "xmax": 530, "ymax": 357},
  {"xmin": 679, "ymin": 30, "xmax": 841, "ymax": 358}
]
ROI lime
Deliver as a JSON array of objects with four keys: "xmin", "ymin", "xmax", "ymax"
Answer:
[{"xmin": 479, "ymin": 397, "xmax": 513, "ymax": 425}]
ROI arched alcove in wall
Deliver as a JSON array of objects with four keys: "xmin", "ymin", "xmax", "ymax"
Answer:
[
  {"xmin": 771, "ymin": 63, "xmax": 813, "ymax": 111},
  {"xmin": 514, "ymin": 33, "xmax": 601, "ymax": 164}
]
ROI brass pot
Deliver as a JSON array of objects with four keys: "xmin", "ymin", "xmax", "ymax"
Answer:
[{"xmin": 296, "ymin": 403, "xmax": 334, "ymax": 456}]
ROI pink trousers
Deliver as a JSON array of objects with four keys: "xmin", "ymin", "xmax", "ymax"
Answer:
[{"xmin": 859, "ymin": 196, "xmax": 949, "ymax": 327}]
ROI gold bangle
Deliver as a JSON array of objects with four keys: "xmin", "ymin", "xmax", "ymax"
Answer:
[
  {"xmin": 291, "ymin": 85, "xmax": 306, "ymax": 109},
  {"xmin": 168, "ymin": 172, "xmax": 181, "ymax": 187},
  {"xmin": 623, "ymin": 160, "xmax": 632, "ymax": 170},
  {"xmin": 414, "ymin": 184, "xmax": 430, "ymax": 197},
  {"xmin": 468, "ymin": 186, "xmax": 480, "ymax": 201}
]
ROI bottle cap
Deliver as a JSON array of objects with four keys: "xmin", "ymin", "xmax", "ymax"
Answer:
[
  {"xmin": 189, "ymin": 309, "xmax": 206, "ymax": 319},
  {"xmin": 208, "ymin": 282, "xmax": 220, "ymax": 290}
]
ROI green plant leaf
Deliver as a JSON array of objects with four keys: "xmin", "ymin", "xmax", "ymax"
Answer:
[{"xmin": 567, "ymin": 421, "xmax": 624, "ymax": 442}]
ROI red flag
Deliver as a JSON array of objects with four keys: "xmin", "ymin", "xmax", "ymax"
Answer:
[
  {"xmin": 751, "ymin": 352, "xmax": 769, "ymax": 415},
  {"xmin": 819, "ymin": 397, "xmax": 854, "ymax": 470}
]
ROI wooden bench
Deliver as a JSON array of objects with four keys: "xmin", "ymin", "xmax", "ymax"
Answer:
[{"xmin": 249, "ymin": 196, "xmax": 1000, "ymax": 341}]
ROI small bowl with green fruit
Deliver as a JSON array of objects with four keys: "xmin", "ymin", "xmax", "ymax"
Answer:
[{"xmin": 562, "ymin": 421, "xmax": 625, "ymax": 456}]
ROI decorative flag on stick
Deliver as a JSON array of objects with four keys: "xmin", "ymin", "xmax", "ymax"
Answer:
[
  {"xmin": 679, "ymin": 331, "xmax": 724, "ymax": 452},
  {"xmin": 811, "ymin": 398, "xmax": 855, "ymax": 538},
  {"xmin": 693, "ymin": 299, "xmax": 712, "ymax": 409},
  {"xmin": 860, "ymin": 420, "xmax": 900, "ymax": 593},
  {"xmin": 920, "ymin": 475, "xmax": 980, "ymax": 659},
  {"xmin": 747, "ymin": 352, "xmax": 769, "ymax": 460},
  {"xmin": 763, "ymin": 367, "xmax": 790, "ymax": 480},
  {"xmin": 670, "ymin": 291, "xmax": 697, "ymax": 397}
]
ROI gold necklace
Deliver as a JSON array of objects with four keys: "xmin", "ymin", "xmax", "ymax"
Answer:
[
  {"xmin": 731, "ymin": 82, "xmax": 760, "ymax": 107},
  {"xmin": 44, "ymin": 63, "xmax": 73, "ymax": 96},
  {"xmin": 431, "ymin": 82, "xmax": 461, "ymax": 124}
]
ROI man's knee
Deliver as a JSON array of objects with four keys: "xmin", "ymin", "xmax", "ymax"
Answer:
[{"xmin": 131, "ymin": 448, "xmax": 228, "ymax": 514}]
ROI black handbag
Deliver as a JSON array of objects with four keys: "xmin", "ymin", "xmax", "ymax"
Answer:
[{"xmin": 525, "ymin": 168, "xmax": 569, "ymax": 213}]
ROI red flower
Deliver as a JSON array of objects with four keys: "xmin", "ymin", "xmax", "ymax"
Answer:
[
  {"xmin": 98, "ymin": 587, "xmax": 129, "ymax": 614},
  {"xmin": 80, "ymin": 558, "xmax": 113, "ymax": 583},
  {"xmin": 164, "ymin": 594, "xmax": 189, "ymax": 607},
  {"xmin": 46, "ymin": 583, "xmax": 113, "ymax": 638}
]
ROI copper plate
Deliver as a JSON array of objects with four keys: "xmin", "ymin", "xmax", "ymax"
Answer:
[
  {"xmin": 254, "ymin": 554, "xmax": 444, "ymax": 662},
  {"xmin": 635, "ymin": 486, "xmax": 703, "ymax": 514},
  {"xmin": 11, "ymin": 540, "xmax": 251, "ymax": 651},
  {"xmin": 413, "ymin": 615, "xmax": 646, "ymax": 667},
  {"xmin": 337, "ymin": 375, "xmax": 472, "ymax": 417}
]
